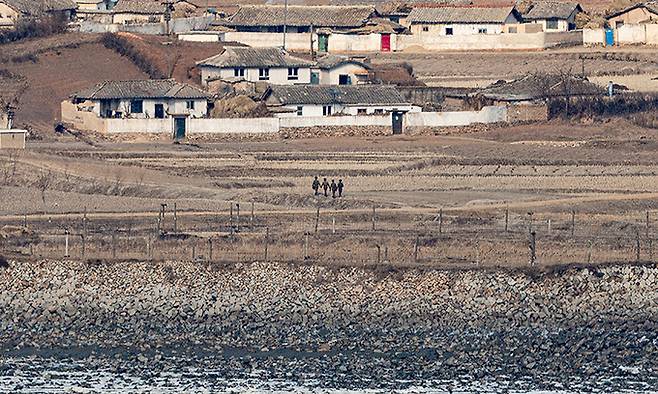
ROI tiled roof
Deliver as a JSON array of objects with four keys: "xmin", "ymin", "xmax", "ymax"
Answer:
[
  {"xmin": 225, "ymin": 5, "xmax": 376, "ymax": 28},
  {"xmin": 524, "ymin": 1, "xmax": 582, "ymax": 20},
  {"xmin": 2, "ymin": 0, "xmax": 77, "ymax": 15},
  {"xmin": 606, "ymin": 1, "xmax": 658, "ymax": 19},
  {"xmin": 112, "ymin": 0, "xmax": 197, "ymax": 14},
  {"xmin": 198, "ymin": 47, "xmax": 314, "ymax": 68},
  {"xmin": 478, "ymin": 74, "xmax": 603, "ymax": 101},
  {"xmin": 268, "ymin": 85, "xmax": 409, "ymax": 105},
  {"xmin": 315, "ymin": 54, "xmax": 371, "ymax": 70},
  {"xmin": 72, "ymin": 80, "xmax": 210, "ymax": 100},
  {"xmin": 407, "ymin": 6, "xmax": 519, "ymax": 24}
]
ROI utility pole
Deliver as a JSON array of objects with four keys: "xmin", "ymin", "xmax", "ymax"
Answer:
[
  {"xmin": 5, "ymin": 104, "xmax": 16, "ymax": 129},
  {"xmin": 163, "ymin": 0, "xmax": 173, "ymax": 36},
  {"xmin": 282, "ymin": 0, "xmax": 288, "ymax": 50}
]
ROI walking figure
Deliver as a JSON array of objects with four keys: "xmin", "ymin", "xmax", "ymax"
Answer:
[
  {"xmin": 322, "ymin": 178, "xmax": 329, "ymax": 197},
  {"xmin": 330, "ymin": 179, "xmax": 338, "ymax": 198},
  {"xmin": 337, "ymin": 179, "xmax": 344, "ymax": 197},
  {"xmin": 312, "ymin": 176, "xmax": 320, "ymax": 196}
]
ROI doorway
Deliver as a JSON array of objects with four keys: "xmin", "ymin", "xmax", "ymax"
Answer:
[
  {"xmin": 155, "ymin": 104, "xmax": 165, "ymax": 119},
  {"xmin": 392, "ymin": 111, "xmax": 404, "ymax": 135},
  {"xmin": 318, "ymin": 34, "xmax": 329, "ymax": 53},
  {"xmin": 174, "ymin": 117, "xmax": 186, "ymax": 140},
  {"xmin": 381, "ymin": 34, "xmax": 391, "ymax": 52}
]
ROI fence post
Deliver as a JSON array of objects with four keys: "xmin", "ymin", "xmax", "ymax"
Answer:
[
  {"xmin": 527, "ymin": 212, "xmax": 534, "ymax": 233},
  {"xmin": 192, "ymin": 244, "xmax": 196, "ymax": 261},
  {"xmin": 474, "ymin": 234, "xmax": 480, "ymax": 266},
  {"xmin": 146, "ymin": 236, "xmax": 151, "ymax": 260},
  {"xmin": 229, "ymin": 202, "xmax": 234, "ymax": 229},
  {"xmin": 251, "ymin": 201, "xmax": 255, "ymax": 224},
  {"xmin": 160, "ymin": 203, "xmax": 167, "ymax": 233},
  {"xmin": 304, "ymin": 232, "xmax": 309, "ymax": 260},
  {"xmin": 587, "ymin": 239, "xmax": 593, "ymax": 263},
  {"xmin": 64, "ymin": 230, "xmax": 70, "ymax": 258},
  {"xmin": 439, "ymin": 208, "xmax": 443, "ymax": 234},
  {"xmin": 332, "ymin": 216, "xmax": 336, "ymax": 234},
  {"xmin": 208, "ymin": 238, "xmax": 213, "ymax": 261},
  {"xmin": 236, "ymin": 203, "xmax": 240, "ymax": 233},
  {"xmin": 83, "ymin": 206, "xmax": 87, "ymax": 237},
  {"xmin": 636, "ymin": 229, "xmax": 641, "ymax": 262},
  {"xmin": 81, "ymin": 234, "xmax": 86, "ymax": 258},
  {"xmin": 504, "ymin": 205, "xmax": 508, "ymax": 233},
  {"xmin": 547, "ymin": 219, "xmax": 552, "ymax": 235},
  {"xmin": 376, "ymin": 244, "xmax": 381, "ymax": 264},
  {"xmin": 156, "ymin": 214, "xmax": 161, "ymax": 236},
  {"xmin": 647, "ymin": 211, "xmax": 650, "ymax": 239},
  {"xmin": 264, "ymin": 227, "xmax": 269, "ymax": 262},
  {"xmin": 23, "ymin": 211, "xmax": 27, "ymax": 230},
  {"xmin": 571, "ymin": 209, "xmax": 576, "ymax": 237},
  {"xmin": 371, "ymin": 205, "xmax": 376, "ymax": 231},
  {"xmin": 112, "ymin": 231, "xmax": 117, "ymax": 259},
  {"xmin": 529, "ymin": 231, "xmax": 537, "ymax": 266},
  {"xmin": 384, "ymin": 245, "xmax": 388, "ymax": 262},
  {"xmin": 414, "ymin": 235, "xmax": 419, "ymax": 262},
  {"xmin": 314, "ymin": 207, "xmax": 320, "ymax": 234},
  {"xmin": 173, "ymin": 202, "xmax": 177, "ymax": 233}
]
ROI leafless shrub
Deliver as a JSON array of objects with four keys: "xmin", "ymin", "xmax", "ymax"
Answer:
[{"xmin": 34, "ymin": 170, "xmax": 54, "ymax": 212}]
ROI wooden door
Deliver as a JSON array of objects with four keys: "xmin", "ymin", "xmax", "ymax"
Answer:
[
  {"xmin": 381, "ymin": 34, "xmax": 391, "ymax": 52},
  {"xmin": 318, "ymin": 34, "xmax": 329, "ymax": 53},
  {"xmin": 174, "ymin": 117, "xmax": 186, "ymax": 140}
]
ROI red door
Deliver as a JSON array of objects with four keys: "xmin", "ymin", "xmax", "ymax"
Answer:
[{"xmin": 381, "ymin": 34, "xmax": 391, "ymax": 52}]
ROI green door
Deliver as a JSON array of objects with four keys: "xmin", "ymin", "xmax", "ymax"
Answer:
[
  {"xmin": 310, "ymin": 72, "xmax": 319, "ymax": 85},
  {"xmin": 318, "ymin": 34, "xmax": 328, "ymax": 53},
  {"xmin": 174, "ymin": 117, "xmax": 186, "ymax": 140}
]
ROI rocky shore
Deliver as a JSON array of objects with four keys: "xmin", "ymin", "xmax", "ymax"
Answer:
[{"xmin": 1, "ymin": 259, "xmax": 657, "ymax": 392}]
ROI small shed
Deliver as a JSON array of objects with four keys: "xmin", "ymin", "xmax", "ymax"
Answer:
[{"xmin": 0, "ymin": 129, "xmax": 26, "ymax": 149}]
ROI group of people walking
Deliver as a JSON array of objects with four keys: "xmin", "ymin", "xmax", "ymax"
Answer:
[{"xmin": 312, "ymin": 176, "xmax": 344, "ymax": 198}]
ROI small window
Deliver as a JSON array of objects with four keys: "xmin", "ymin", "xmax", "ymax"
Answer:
[
  {"xmin": 547, "ymin": 18, "xmax": 558, "ymax": 29},
  {"xmin": 615, "ymin": 21, "xmax": 624, "ymax": 28},
  {"xmin": 130, "ymin": 100, "xmax": 143, "ymax": 114},
  {"xmin": 296, "ymin": 106, "xmax": 303, "ymax": 116},
  {"xmin": 445, "ymin": 27, "xmax": 453, "ymax": 35},
  {"xmin": 478, "ymin": 28, "xmax": 487, "ymax": 34},
  {"xmin": 288, "ymin": 67, "xmax": 299, "ymax": 80},
  {"xmin": 322, "ymin": 105, "xmax": 332, "ymax": 116},
  {"xmin": 357, "ymin": 108, "xmax": 367, "ymax": 115},
  {"xmin": 259, "ymin": 68, "xmax": 270, "ymax": 80},
  {"xmin": 422, "ymin": 26, "xmax": 429, "ymax": 32},
  {"xmin": 338, "ymin": 74, "xmax": 351, "ymax": 85},
  {"xmin": 234, "ymin": 68, "xmax": 245, "ymax": 77},
  {"xmin": 508, "ymin": 26, "xmax": 518, "ymax": 33},
  {"xmin": 374, "ymin": 109, "xmax": 384, "ymax": 114},
  {"xmin": 186, "ymin": 101, "xmax": 195, "ymax": 110}
]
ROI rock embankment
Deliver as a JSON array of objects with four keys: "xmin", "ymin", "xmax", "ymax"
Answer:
[{"xmin": 1, "ymin": 260, "xmax": 657, "ymax": 391}]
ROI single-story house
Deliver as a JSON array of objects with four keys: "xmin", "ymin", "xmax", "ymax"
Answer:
[
  {"xmin": 313, "ymin": 54, "xmax": 371, "ymax": 86},
  {"xmin": 523, "ymin": 1, "xmax": 584, "ymax": 31},
  {"xmin": 264, "ymin": 85, "xmax": 420, "ymax": 117},
  {"xmin": 74, "ymin": 0, "xmax": 114, "ymax": 11},
  {"xmin": 405, "ymin": 6, "xmax": 523, "ymax": 36},
  {"xmin": 111, "ymin": 0, "xmax": 197, "ymax": 24},
  {"xmin": 197, "ymin": 47, "xmax": 315, "ymax": 86},
  {"xmin": 0, "ymin": 129, "xmax": 26, "ymax": 149},
  {"xmin": 606, "ymin": 1, "xmax": 658, "ymax": 27},
  {"xmin": 68, "ymin": 79, "xmax": 211, "ymax": 119},
  {"xmin": 0, "ymin": 0, "xmax": 77, "ymax": 29}
]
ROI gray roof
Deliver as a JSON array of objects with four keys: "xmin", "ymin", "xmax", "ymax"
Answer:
[
  {"xmin": 478, "ymin": 74, "xmax": 603, "ymax": 101},
  {"xmin": 72, "ymin": 80, "xmax": 210, "ymax": 100},
  {"xmin": 225, "ymin": 5, "xmax": 376, "ymax": 28},
  {"xmin": 524, "ymin": 2, "xmax": 582, "ymax": 20},
  {"xmin": 1, "ymin": 0, "xmax": 77, "ymax": 15},
  {"xmin": 315, "ymin": 54, "xmax": 371, "ymax": 70},
  {"xmin": 268, "ymin": 85, "xmax": 409, "ymax": 105},
  {"xmin": 407, "ymin": 6, "xmax": 520, "ymax": 24},
  {"xmin": 606, "ymin": 1, "xmax": 658, "ymax": 19},
  {"xmin": 113, "ymin": 0, "xmax": 195, "ymax": 14},
  {"xmin": 198, "ymin": 47, "xmax": 314, "ymax": 68}
]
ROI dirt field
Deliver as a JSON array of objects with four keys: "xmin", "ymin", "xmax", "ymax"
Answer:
[{"xmin": 1, "ymin": 118, "xmax": 656, "ymax": 268}]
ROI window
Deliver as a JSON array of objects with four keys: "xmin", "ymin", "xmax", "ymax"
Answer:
[
  {"xmin": 357, "ymin": 108, "xmax": 367, "ymax": 115},
  {"xmin": 374, "ymin": 109, "xmax": 384, "ymax": 115},
  {"xmin": 130, "ymin": 100, "xmax": 143, "ymax": 114},
  {"xmin": 186, "ymin": 101, "xmax": 195, "ymax": 110},
  {"xmin": 615, "ymin": 21, "xmax": 624, "ymax": 28},
  {"xmin": 422, "ymin": 26, "xmax": 429, "ymax": 32},
  {"xmin": 508, "ymin": 26, "xmax": 518, "ymax": 33},
  {"xmin": 478, "ymin": 28, "xmax": 487, "ymax": 34},
  {"xmin": 259, "ymin": 68, "xmax": 270, "ymax": 80},
  {"xmin": 322, "ymin": 105, "xmax": 332, "ymax": 116},
  {"xmin": 339, "ymin": 74, "xmax": 351, "ymax": 85},
  {"xmin": 234, "ymin": 68, "xmax": 245, "ymax": 77},
  {"xmin": 445, "ymin": 27, "xmax": 453, "ymax": 35},
  {"xmin": 546, "ymin": 18, "xmax": 558, "ymax": 29},
  {"xmin": 288, "ymin": 67, "xmax": 299, "ymax": 80},
  {"xmin": 296, "ymin": 106, "xmax": 303, "ymax": 116}
]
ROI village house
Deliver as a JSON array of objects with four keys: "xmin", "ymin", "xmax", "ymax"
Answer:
[
  {"xmin": 0, "ymin": 0, "xmax": 77, "ymax": 29},
  {"xmin": 74, "ymin": 0, "xmax": 114, "ymax": 11},
  {"xmin": 405, "ymin": 6, "xmax": 523, "ymax": 36},
  {"xmin": 264, "ymin": 85, "xmax": 419, "ymax": 118},
  {"xmin": 212, "ymin": 5, "xmax": 407, "ymax": 53},
  {"xmin": 606, "ymin": 1, "xmax": 658, "ymax": 27},
  {"xmin": 197, "ymin": 47, "xmax": 315, "ymax": 86},
  {"xmin": 313, "ymin": 55, "xmax": 371, "ymax": 86},
  {"xmin": 111, "ymin": 0, "xmax": 197, "ymax": 24},
  {"xmin": 523, "ymin": 1, "xmax": 584, "ymax": 31},
  {"xmin": 67, "ymin": 80, "xmax": 211, "ymax": 119}
]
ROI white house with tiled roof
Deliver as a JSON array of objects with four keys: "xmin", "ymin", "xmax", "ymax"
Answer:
[{"xmin": 0, "ymin": 0, "xmax": 77, "ymax": 29}]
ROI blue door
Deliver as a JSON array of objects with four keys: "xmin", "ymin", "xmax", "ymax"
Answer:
[{"xmin": 605, "ymin": 29, "xmax": 614, "ymax": 47}]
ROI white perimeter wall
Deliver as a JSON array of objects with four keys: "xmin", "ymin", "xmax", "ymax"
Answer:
[
  {"xmin": 405, "ymin": 106, "xmax": 507, "ymax": 127},
  {"xmin": 221, "ymin": 32, "xmax": 392, "ymax": 53},
  {"xmin": 583, "ymin": 28, "xmax": 605, "ymax": 46},
  {"xmin": 189, "ymin": 118, "xmax": 279, "ymax": 133},
  {"xmin": 398, "ymin": 31, "xmax": 582, "ymax": 51}
]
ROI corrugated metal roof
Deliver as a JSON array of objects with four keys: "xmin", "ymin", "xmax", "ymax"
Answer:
[
  {"xmin": 407, "ymin": 6, "xmax": 518, "ymax": 24},
  {"xmin": 72, "ymin": 80, "xmax": 210, "ymax": 100},
  {"xmin": 2, "ymin": 0, "xmax": 77, "ymax": 15},
  {"xmin": 198, "ymin": 47, "xmax": 314, "ymax": 68},
  {"xmin": 225, "ymin": 5, "xmax": 376, "ymax": 28},
  {"xmin": 524, "ymin": 1, "xmax": 582, "ymax": 20},
  {"xmin": 268, "ymin": 85, "xmax": 409, "ymax": 105}
]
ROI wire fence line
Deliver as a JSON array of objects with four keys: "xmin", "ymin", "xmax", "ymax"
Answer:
[{"xmin": 2, "ymin": 204, "xmax": 655, "ymax": 267}]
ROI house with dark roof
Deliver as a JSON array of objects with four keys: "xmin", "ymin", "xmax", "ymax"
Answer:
[
  {"xmin": 523, "ymin": 1, "xmax": 583, "ymax": 31},
  {"xmin": 606, "ymin": 1, "xmax": 658, "ymax": 28},
  {"xmin": 111, "ymin": 0, "xmax": 197, "ymax": 24},
  {"xmin": 405, "ymin": 6, "xmax": 522, "ymax": 36},
  {"xmin": 197, "ymin": 47, "xmax": 315, "ymax": 86},
  {"xmin": 313, "ymin": 54, "xmax": 371, "ymax": 85},
  {"xmin": 68, "ymin": 80, "xmax": 211, "ymax": 120},
  {"xmin": 264, "ymin": 85, "xmax": 419, "ymax": 117},
  {"xmin": 0, "ymin": 0, "xmax": 77, "ymax": 29},
  {"xmin": 74, "ymin": 0, "xmax": 114, "ymax": 11}
]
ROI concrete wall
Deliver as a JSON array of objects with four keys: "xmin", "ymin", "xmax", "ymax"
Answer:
[
  {"xmin": 189, "ymin": 118, "xmax": 280, "ymax": 133},
  {"xmin": 61, "ymin": 101, "xmax": 108, "ymax": 133},
  {"xmin": 0, "ymin": 130, "xmax": 26, "ymax": 149},
  {"xmin": 583, "ymin": 28, "xmax": 605, "ymax": 46},
  {"xmin": 201, "ymin": 66, "xmax": 312, "ymax": 85},
  {"xmin": 328, "ymin": 33, "xmax": 392, "ymax": 52},
  {"xmin": 280, "ymin": 114, "xmax": 393, "ymax": 128},
  {"xmin": 617, "ymin": 23, "xmax": 647, "ymax": 44},
  {"xmin": 178, "ymin": 31, "xmax": 224, "ymax": 42},
  {"xmin": 608, "ymin": 7, "xmax": 658, "ymax": 26},
  {"xmin": 543, "ymin": 30, "xmax": 583, "ymax": 47},
  {"xmin": 405, "ymin": 106, "xmax": 507, "ymax": 127},
  {"xmin": 105, "ymin": 118, "xmax": 172, "ymax": 133},
  {"xmin": 647, "ymin": 24, "xmax": 658, "ymax": 45},
  {"xmin": 221, "ymin": 31, "xmax": 392, "ymax": 53},
  {"xmin": 79, "ymin": 16, "xmax": 212, "ymax": 35},
  {"xmin": 410, "ymin": 23, "xmax": 505, "ymax": 36},
  {"xmin": 399, "ymin": 30, "xmax": 582, "ymax": 51}
]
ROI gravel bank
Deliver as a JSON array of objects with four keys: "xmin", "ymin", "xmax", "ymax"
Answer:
[{"xmin": 1, "ymin": 260, "xmax": 657, "ymax": 391}]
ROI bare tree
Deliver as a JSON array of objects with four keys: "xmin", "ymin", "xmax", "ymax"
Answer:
[{"xmin": 35, "ymin": 170, "xmax": 54, "ymax": 213}]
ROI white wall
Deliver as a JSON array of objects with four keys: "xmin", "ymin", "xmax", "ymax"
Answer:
[
  {"xmin": 410, "ymin": 23, "xmax": 505, "ymax": 36},
  {"xmin": 280, "ymin": 114, "xmax": 393, "ymax": 128},
  {"xmin": 399, "ymin": 30, "xmax": 582, "ymax": 51},
  {"xmin": 275, "ymin": 104, "xmax": 420, "ymax": 118},
  {"xmin": 178, "ymin": 31, "xmax": 224, "ymax": 42},
  {"xmin": 617, "ymin": 24, "xmax": 647, "ymax": 44},
  {"xmin": 318, "ymin": 63, "xmax": 369, "ymax": 85},
  {"xmin": 188, "ymin": 118, "xmax": 279, "ymax": 133},
  {"xmin": 106, "ymin": 118, "xmax": 172, "ymax": 133},
  {"xmin": 583, "ymin": 28, "xmax": 605, "ymax": 46},
  {"xmin": 201, "ymin": 66, "xmax": 312, "ymax": 85},
  {"xmin": 405, "ymin": 106, "xmax": 507, "ymax": 127},
  {"xmin": 89, "ymin": 98, "xmax": 208, "ymax": 118},
  {"xmin": 221, "ymin": 31, "xmax": 393, "ymax": 53}
]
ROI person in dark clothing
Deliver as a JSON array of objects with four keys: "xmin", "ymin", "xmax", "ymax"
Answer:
[
  {"xmin": 312, "ymin": 176, "xmax": 320, "ymax": 196},
  {"xmin": 330, "ymin": 179, "xmax": 338, "ymax": 198},
  {"xmin": 322, "ymin": 178, "xmax": 329, "ymax": 197},
  {"xmin": 337, "ymin": 179, "xmax": 344, "ymax": 197}
]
